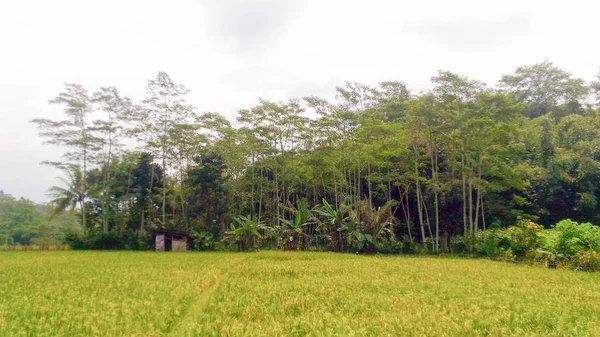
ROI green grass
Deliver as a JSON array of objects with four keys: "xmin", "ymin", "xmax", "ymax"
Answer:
[{"xmin": 1, "ymin": 252, "xmax": 600, "ymax": 336}]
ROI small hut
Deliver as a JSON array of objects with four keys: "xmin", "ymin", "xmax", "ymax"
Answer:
[{"xmin": 152, "ymin": 229, "xmax": 191, "ymax": 251}]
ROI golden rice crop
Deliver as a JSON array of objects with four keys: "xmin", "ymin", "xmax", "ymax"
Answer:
[{"xmin": 1, "ymin": 251, "xmax": 600, "ymax": 336}]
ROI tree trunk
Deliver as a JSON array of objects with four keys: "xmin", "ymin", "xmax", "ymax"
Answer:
[
  {"xmin": 468, "ymin": 158, "xmax": 474, "ymax": 234},
  {"xmin": 162, "ymin": 147, "xmax": 167, "ymax": 225},
  {"xmin": 148, "ymin": 164, "xmax": 155, "ymax": 222},
  {"xmin": 404, "ymin": 188, "xmax": 412, "ymax": 240},
  {"xmin": 251, "ymin": 151, "xmax": 255, "ymax": 218},
  {"xmin": 258, "ymin": 167, "xmax": 264, "ymax": 221},
  {"xmin": 180, "ymin": 188, "xmax": 187, "ymax": 230},
  {"xmin": 367, "ymin": 161, "xmax": 373, "ymax": 209},
  {"xmin": 333, "ymin": 167, "xmax": 339, "ymax": 209},
  {"xmin": 274, "ymin": 155, "xmax": 279, "ymax": 227},
  {"xmin": 82, "ymin": 145, "xmax": 87, "ymax": 233},
  {"xmin": 422, "ymin": 194, "xmax": 434, "ymax": 246},
  {"xmin": 474, "ymin": 154, "xmax": 483, "ymax": 233},
  {"xmin": 481, "ymin": 193, "xmax": 486, "ymax": 231},
  {"xmin": 429, "ymin": 134, "xmax": 439, "ymax": 253},
  {"xmin": 357, "ymin": 166, "xmax": 361, "ymax": 222},
  {"xmin": 80, "ymin": 199, "xmax": 86, "ymax": 234},
  {"xmin": 462, "ymin": 154, "xmax": 467, "ymax": 235},
  {"xmin": 387, "ymin": 168, "xmax": 392, "ymax": 217},
  {"xmin": 413, "ymin": 146, "xmax": 426, "ymax": 248},
  {"xmin": 103, "ymin": 118, "xmax": 113, "ymax": 233}
]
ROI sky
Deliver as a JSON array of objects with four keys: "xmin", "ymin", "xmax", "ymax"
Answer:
[{"xmin": 0, "ymin": 0, "xmax": 599, "ymax": 203}]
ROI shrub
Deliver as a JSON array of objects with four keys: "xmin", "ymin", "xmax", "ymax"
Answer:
[
  {"xmin": 572, "ymin": 249, "xmax": 600, "ymax": 271},
  {"xmin": 503, "ymin": 221, "xmax": 543, "ymax": 258},
  {"xmin": 449, "ymin": 221, "xmax": 543, "ymax": 259},
  {"xmin": 376, "ymin": 238, "xmax": 404, "ymax": 254},
  {"xmin": 30, "ymin": 237, "xmax": 60, "ymax": 248},
  {"xmin": 64, "ymin": 230, "xmax": 151, "ymax": 250},
  {"xmin": 191, "ymin": 230, "xmax": 217, "ymax": 251},
  {"xmin": 63, "ymin": 231, "xmax": 86, "ymax": 249},
  {"xmin": 548, "ymin": 219, "xmax": 600, "ymax": 256}
]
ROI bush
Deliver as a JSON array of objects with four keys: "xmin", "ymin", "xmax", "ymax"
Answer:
[
  {"xmin": 306, "ymin": 234, "xmax": 332, "ymax": 251},
  {"xmin": 546, "ymin": 219, "xmax": 600, "ymax": 256},
  {"xmin": 572, "ymin": 249, "xmax": 600, "ymax": 271},
  {"xmin": 449, "ymin": 221, "xmax": 543, "ymax": 259},
  {"xmin": 376, "ymin": 238, "xmax": 404, "ymax": 254},
  {"xmin": 30, "ymin": 237, "xmax": 60, "ymax": 248},
  {"xmin": 503, "ymin": 221, "xmax": 543, "ymax": 258},
  {"xmin": 64, "ymin": 230, "xmax": 151, "ymax": 250},
  {"xmin": 64, "ymin": 231, "xmax": 86, "ymax": 249},
  {"xmin": 449, "ymin": 219, "xmax": 600, "ymax": 270},
  {"xmin": 191, "ymin": 230, "xmax": 217, "ymax": 251}
]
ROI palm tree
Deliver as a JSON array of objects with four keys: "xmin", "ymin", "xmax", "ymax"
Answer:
[{"xmin": 47, "ymin": 164, "xmax": 86, "ymax": 232}]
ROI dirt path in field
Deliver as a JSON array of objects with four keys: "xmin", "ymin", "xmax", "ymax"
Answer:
[
  {"xmin": 164, "ymin": 272, "xmax": 221, "ymax": 336},
  {"xmin": 164, "ymin": 255, "xmax": 248, "ymax": 336}
]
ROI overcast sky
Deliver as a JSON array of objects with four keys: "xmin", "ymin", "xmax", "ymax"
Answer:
[{"xmin": 1, "ymin": 0, "xmax": 599, "ymax": 203}]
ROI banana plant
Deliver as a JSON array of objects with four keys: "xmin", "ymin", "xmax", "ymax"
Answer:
[
  {"xmin": 318, "ymin": 198, "xmax": 398, "ymax": 253},
  {"xmin": 315, "ymin": 197, "xmax": 352, "ymax": 252},
  {"xmin": 280, "ymin": 198, "xmax": 318, "ymax": 250},
  {"xmin": 353, "ymin": 232, "xmax": 374, "ymax": 251},
  {"xmin": 226, "ymin": 215, "xmax": 268, "ymax": 251},
  {"xmin": 360, "ymin": 199, "xmax": 398, "ymax": 240}
]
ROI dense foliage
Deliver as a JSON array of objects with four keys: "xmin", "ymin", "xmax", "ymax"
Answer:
[
  {"xmin": 21, "ymin": 61, "xmax": 600, "ymax": 256},
  {"xmin": 0, "ymin": 193, "xmax": 79, "ymax": 247},
  {"xmin": 450, "ymin": 219, "xmax": 600, "ymax": 270}
]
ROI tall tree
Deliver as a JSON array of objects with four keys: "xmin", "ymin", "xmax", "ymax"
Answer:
[
  {"xmin": 31, "ymin": 83, "xmax": 100, "ymax": 229},
  {"xmin": 591, "ymin": 72, "xmax": 600, "ymax": 106},
  {"xmin": 499, "ymin": 61, "xmax": 588, "ymax": 118},
  {"xmin": 129, "ymin": 72, "xmax": 194, "ymax": 225},
  {"xmin": 92, "ymin": 86, "xmax": 131, "ymax": 232},
  {"xmin": 131, "ymin": 152, "xmax": 162, "ymax": 230},
  {"xmin": 186, "ymin": 153, "xmax": 228, "ymax": 234}
]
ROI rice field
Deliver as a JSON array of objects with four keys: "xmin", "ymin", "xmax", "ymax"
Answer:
[{"xmin": 1, "ymin": 251, "xmax": 600, "ymax": 336}]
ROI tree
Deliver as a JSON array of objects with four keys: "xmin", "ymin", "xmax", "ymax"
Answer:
[
  {"xmin": 186, "ymin": 153, "xmax": 228, "ymax": 234},
  {"xmin": 47, "ymin": 164, "xmax": 86, "ymax": 232},
  {"xmin": 92, "ymin": 86, "xmax": 131, "ymax": 232},
  {"xmin": 129, "ymin": 72, "xmax": 194, "ymax": 225},
  {"xmin": 27, "ymin": 63, "xmax": 600, "ymax": 252},
  {"xmin": 238, "ymin": 99, "xmax": 308, "ymax": 225},
  {"xmin": 0, "ymin": 193, "xmax": 80, "ymax": 247},
  {"xmin": 131, "ymin": 152, "xmax": 163, "ymax": 230},
  {"xmin": 431, "ymin": 71, "xmax": 484, "ymax": 238},
  {"xmin": 499, "ymin": 61, "xmax": 588, "ymax": 118},
  {"xmin": 31, "ymin": 83, "xmax": 101, "ymax": 229},
  {"xmin": 591, "ymin": 72, "xmax": 600, "ymax": 106}
]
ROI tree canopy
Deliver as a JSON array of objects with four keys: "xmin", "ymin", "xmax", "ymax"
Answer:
[{"xmin": 18, "ymin": 61, "xmax": 600, "ymax": 252}]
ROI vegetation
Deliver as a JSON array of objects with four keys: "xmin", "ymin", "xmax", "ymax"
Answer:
[
  {"xmin": 2, "ymin": 251, "xmax": 600, "ymax": 336},
  {"xmin": 9, "ymin": 61, "xmax": 600, "ymax": 260},
  {"xmin": 0, "ymin": 193, "xmax": 79, "ymax": 247}
]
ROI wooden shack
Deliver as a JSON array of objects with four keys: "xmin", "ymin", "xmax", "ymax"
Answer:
[{"xmin": 153, "ymin": 230, "xmax": 191, "ymax": 251}]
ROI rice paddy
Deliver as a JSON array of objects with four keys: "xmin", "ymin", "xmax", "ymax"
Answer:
[{"xmin": 1, "ymin": 251, "xmax": 600, "ymax": 336}]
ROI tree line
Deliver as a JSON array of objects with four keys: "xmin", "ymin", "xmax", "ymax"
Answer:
[
  {"xmin": 27, "ymin": 60, "xmax": 600, "ymax": 252},
  {"xmin": 0, "ymin": 191, "xmax": 79, "ymax": 247}
]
